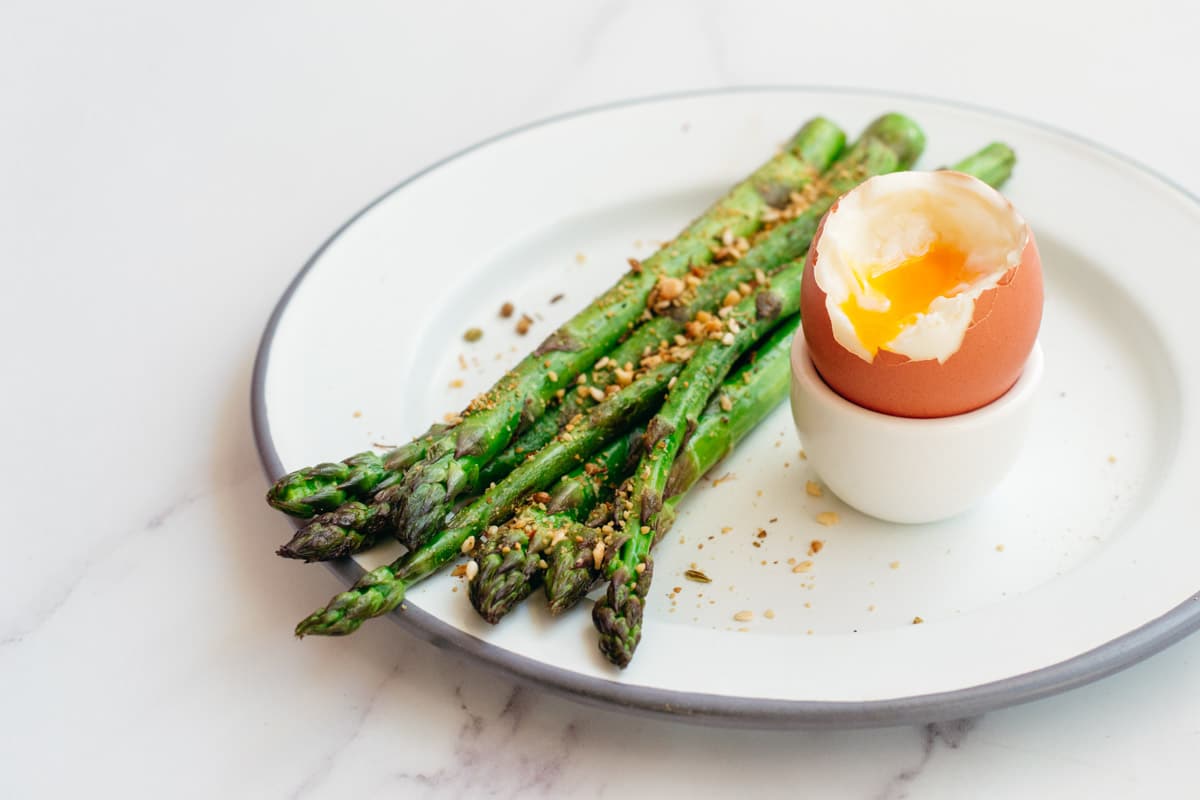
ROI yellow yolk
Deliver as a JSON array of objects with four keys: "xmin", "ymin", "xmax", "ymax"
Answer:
[{"xmin": 840, "ymin": 241, "xmax": 975, "ymax": 357}]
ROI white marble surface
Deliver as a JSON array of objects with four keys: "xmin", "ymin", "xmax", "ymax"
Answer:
[{"xmin": 3, "ymin": 1, "xmax": 1199, "ymax": 797}]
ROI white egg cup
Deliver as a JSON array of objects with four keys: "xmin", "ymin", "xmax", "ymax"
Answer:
[{"xmin": 790, "ymin": 332, "xmax": 1044, "ymax": 524}]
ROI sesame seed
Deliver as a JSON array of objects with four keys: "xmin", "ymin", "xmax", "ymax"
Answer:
[
  {"xmin": 719, "ymin": 394, "xmax": 732, "ymax": 412},
  {"xmin": 733, "ymin": 610, "xmax": 753, "ymax": 622}
]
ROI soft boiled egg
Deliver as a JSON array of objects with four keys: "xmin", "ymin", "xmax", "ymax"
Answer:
[{"xmin": 800, "ymin": 170, "xmax": 1042, "ymax": 418}]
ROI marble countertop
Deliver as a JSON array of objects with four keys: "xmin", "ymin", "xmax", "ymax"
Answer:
[{"xmin": 4, "ymin": 2, "xmax": 1198, "ymax": 796}]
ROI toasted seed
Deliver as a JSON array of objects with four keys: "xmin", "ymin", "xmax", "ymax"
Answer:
[
  {"xmin": 499, "ymin": 302, "xmax": 515, "ymax": 318},
  {"xmin": 733, "ymin": 610, "xmax": 754, "ymax": 622},
  {"xmin": 460, "ymin": 536, "xmax": 476, "ymax": 554},
  {"xmin": 684, "ymin": 569, "xmax": 711, "ymax": 583},
  {"xmin": 792, "ymin": 561, "xmax": 813, "ymax": 573},
  {"xmin": 592, "ymin": 540, "xmax": 606, "ymax": 570},
  {"xmin": 465, "ymin": 561, "xmax": 479, "ymax": 581},
  {"xmin": 463, "ymin": 327, "xmax": 483, "ymax": 342},
  {"xmin": 657, "ymin": 275, "xmax": 685, "ymax": 301}
]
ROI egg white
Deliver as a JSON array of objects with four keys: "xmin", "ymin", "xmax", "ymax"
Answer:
[{"xmin": 813, "ymin": 170, "xmax": 1028, "ymax": 364}]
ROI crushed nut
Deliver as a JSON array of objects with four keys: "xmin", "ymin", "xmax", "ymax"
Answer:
[
  {"xmin": 515, "ymin": 315, "xmax": 533, "ymax": 335},
  {"xmin": 733, "ymin": 610, "xmax": 754, "ymax": 622},
  {"xmin": 805, "ymin": 480, "xmax": 823, "ymax": 497},
  {"xmin": 816, "ymin": 511, "xmax": 839, "ymax": 527},
  {"xmin": 460, "ymin": 536, "xmax": 476, "ymax": 554},
  {"xmin": 499, "ymin": 302, "xmax": 515, "ymax": 318},
  {"xmin": 465, "ymin": 560, "xmax": 479, "ymax": 581},
  {"xmin": 592, "ymin": 540, "xmax": 606, "ymax": 570}
]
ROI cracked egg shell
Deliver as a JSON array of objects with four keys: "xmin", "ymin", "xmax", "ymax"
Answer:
[{"xmin": 799, "ymin": 171, "xmax": 1043, "ymax": 419}]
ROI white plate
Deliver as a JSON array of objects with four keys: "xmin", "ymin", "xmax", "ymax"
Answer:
[{"xmin": 253, "ymin": 88, "xmax": 1200, "ymax": 728}]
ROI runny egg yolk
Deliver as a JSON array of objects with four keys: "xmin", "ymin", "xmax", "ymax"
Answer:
[{"xmin": 840, "ymin": 241, "xmax": 976, "ymax": 357}]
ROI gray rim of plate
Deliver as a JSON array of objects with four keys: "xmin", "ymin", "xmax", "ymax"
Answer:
[{"xmin": 251, "ymin": 85, "xmax": 1200, "ymax": 729}]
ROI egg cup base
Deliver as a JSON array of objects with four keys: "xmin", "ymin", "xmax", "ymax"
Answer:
[{"xmin": 790, "ymin": 332, "xmax": 1044, "ymax": 525}]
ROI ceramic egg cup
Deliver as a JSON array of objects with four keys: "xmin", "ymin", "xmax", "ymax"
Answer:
[{"xmin": 790, "ymin": 332, "xmax": 1044, "ymax": 524}]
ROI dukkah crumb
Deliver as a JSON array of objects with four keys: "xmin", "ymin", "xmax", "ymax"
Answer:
[
  {"xmin": 463, "ymin": 327, "xmax": 483, "ymax": 342},
  {"xmin": 450, "ymin": 564, "xmax": 468, "ymax": 578},
  {"xmin": 733, "ymin": 610, "xmax": 754, "ymax": 622},
  {"xmin": 809, "ymin": 540, "xmax": 825, "ymax": 555},
  {"xmin": 449, "ymin": 379, "xmax": 464, "ymax": 389},
  {"xmin": 763, "ymin": 609, "xmax": 776, "ymax": 620},
  {"xmin": 443, "ymin": 412, "xmax": 463, "ymax": 424},
  {"xmin": 1108, "ymin": 454, "xmax": 1117, "ymax": 464},
  {"xmin": 889, "ymin": 560, "xmax": 900, "ymax": 570},
  {"xmin": 792, "ymin": 561, "xmax": 813, "ymax": 573},
  {"xmin": 515, "ymin": 315, "xmax": 533, "ymax": 335},
  {"xmin": 550, "ymin": 293, "xmax": 564, "ymax": 304},
  {"xmin": 458, "ymin": 354, "xmax": 468, "ymax": 371},
  {"xmin": 721, "ymin": 526, "xmax": 732, "ymax": 534},
  {"xmin": 816, "ymin": 511, "xmax": 839, "ymax": 527},
  {"xmin": 805, "ymin": 480, "xmax": 823, "ymax": 498},
  {"xmin": 575, "ymin": 252, "xmax": 587, "ymax": 264},
  {"xmin": 710, "ymin": 472, "xmax": 735, "ymax": 487},
  {"xmin": 684, "ymin": 569, "xmax": 712, "ymax": 583},
  {"xmin": 499, "ymin": 301, "xmax": 515, "ymax": 318},
  {"xmin": 995, "ymin": 544, "xmax": 1005, "ymax": 552},
  {"xmin": 912, "ymin": 616, "xmax": 925, "ymax": 625},
  {"xmin": 352, "ymin": 410, "xmax": 362, "ymax": 418},
  {"xmin": 798, "ymin": 449, "xmax": 807, "ymax": 460}
]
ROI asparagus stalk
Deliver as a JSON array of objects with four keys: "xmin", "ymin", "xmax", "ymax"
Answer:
[
  {"xmin": 468, "ymin": 429, "xmax": 640, "ymax": 623},
  {"xmin": 591, "ymin": 257, "xmax": 811, "ymax": 666},
  {"xmin": 592, "ymin": 137, "xmax": 1020, "ymax": 667},
  {"xmin": 295, "ymin": 358, "xmax": 687, "ymax": 637},
  {"xmin": 388, "ymin": 119, "xmax": 847, "ymax": 549},
  {"xmin": 273, "ymin": 116, "xmax": 920, "ymax": 559},
  {"xmin": 545, "ymin": 314, "xmax": 800, "ymax": 614}
]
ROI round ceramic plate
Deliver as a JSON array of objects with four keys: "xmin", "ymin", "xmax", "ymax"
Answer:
[{"xmin": 253, "ymin": 88, "xmax": 1200, "ymax": 728}]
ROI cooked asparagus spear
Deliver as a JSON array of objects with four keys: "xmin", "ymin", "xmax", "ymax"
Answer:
[
  {"xmin": 388, "ymin": 120, "xmax": 846, "ymax": 549},
  {"xmin": 591, "ymin": 255, "xmax": 812, "ymax": 666},
  {"xmin": 468, "ymin": 429, "xmax": 640, "ymax": 623},
  {"xmin": 545, "ymin": 314, "xmax": 800, "ymax": 614},
  {"xmin": 592, "ymin": 135, "xmax": 1024, "ymax": 668},
  {"xmin": 273, "ymin": 117, "xmax": 920, "ymax": 559},
  {"xmin": 295, "ymin": 358, "xmax": 687, "ymax": 637}
]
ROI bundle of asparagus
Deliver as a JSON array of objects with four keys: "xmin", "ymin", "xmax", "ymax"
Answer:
[{"xmin": 266, "ymin": 112, "xmax": 1016, "ymax": 667}]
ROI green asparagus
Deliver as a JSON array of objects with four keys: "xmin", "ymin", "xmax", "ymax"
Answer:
[
  {"xmin": 273, "ymin": 115, "xmax": 923, "ymax": 559},
  {"xmin": 469, "ymin": 429, "xmax": 640, "ymax": 623},
  {"xmin": 295, "ymin": 359, "xmax": 686, "ymax": 637},
  {"xmin": 545, "ymin": 314, "xmax": 800, "ymax": 614},
  {"xmin": 389, "ymin": 119, "xmax": 847, "ymax": 549}
]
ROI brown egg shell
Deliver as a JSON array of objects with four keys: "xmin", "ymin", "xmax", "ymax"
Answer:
[{"xmin": 799, "ymin": 206, "xmax": 1044, "ymax": 419}]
